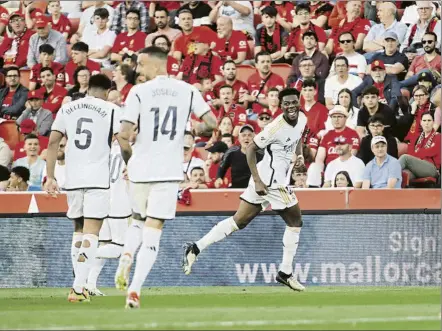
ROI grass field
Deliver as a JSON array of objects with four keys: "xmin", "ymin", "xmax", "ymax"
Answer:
[{"xmin": 1, "ymin": 287, "xmax": 440, "ymax": 330}]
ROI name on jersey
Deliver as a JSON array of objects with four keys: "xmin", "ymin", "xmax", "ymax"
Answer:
[
  {"xmin": 65, "ymin": 102, "xmax": 108, "ymax": 118},
  {"xmin": 152, "ymin": 88, "xmax": 178, "ymax": 98}
]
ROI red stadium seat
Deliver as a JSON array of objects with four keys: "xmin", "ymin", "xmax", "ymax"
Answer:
[
  {"xmin": 253, "ymin": 13, "xmax": 262, "ymax": 28},
  {"xmin": 271, "ymin": 63, "xmax": 291, "ymax": 82},
  {"xmin": 0, "ymin": 120, "xmax": 20, "ymax": 150},
  {"xmin": 69, "ymin": 18, "xmax": 80, "ymax": 35},
  {"xmin": 236, "ymin": 65, "xmax": 256, "ymax": 83},
  {"xmin": 20, "ymin": 69, "xmax": 30, "ymax": 89},
  {"xmin": 410, "ymin": 177, "xmax": 438, "ymax": 188},
  {"xmin": 401, "ymin": 171, "xmax": 409, "ymax": 188}
]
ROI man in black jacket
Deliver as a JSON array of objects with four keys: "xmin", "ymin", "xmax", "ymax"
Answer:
[{"xmin": 0, "ymin": 66, "xmax": 29, "ymax": 119}]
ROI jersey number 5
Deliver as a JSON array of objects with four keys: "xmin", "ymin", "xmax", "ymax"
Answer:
[
  {"xmin": 75, "ymin": 117, "xmax": 92, "ymax": 150},
  {"xmin": 150, "ymin": 106, "xmax": 177, "ymax": 141}
]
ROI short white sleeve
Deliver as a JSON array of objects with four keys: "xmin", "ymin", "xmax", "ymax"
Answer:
[
  {"xmin": 112, "ymin": 105, "xmax": 123, "ymax": 134},
  {"xmin": 356, "ymin": 54, "xmax": 367, "ymax": 74},
  {"xmin": 253, "ymin": 123, "xmax": 277, "ymax": 149},
  {"xmin": 51, "ymin": 109, "xmax": 66, "ymax": 134},
  {"xmin": 121, "ymin": 88, "xmax": 141, "ymax": 125},
  {"xmin": 352, "ymin": 158, "xmax": 365, "ymax": 183},
  {"xmin": 190, "ymin": 86, "xmax": 211, "ymax": 119},
  {"xmin": 104, "ymin": 30, "xmax": 116, "ymax": 47}
]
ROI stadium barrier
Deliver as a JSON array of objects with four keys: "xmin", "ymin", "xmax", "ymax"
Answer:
[{"xmin": 0, "ymin": 190, "xmax": 440, "ymax": 288}]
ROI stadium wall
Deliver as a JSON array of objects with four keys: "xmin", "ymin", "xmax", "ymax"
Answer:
[{"xmin": 0, "ymin": 213, "xmax": 440, "ymax": 288}]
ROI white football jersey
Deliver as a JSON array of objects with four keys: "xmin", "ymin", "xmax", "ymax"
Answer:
[
  {"xmin": 254, "ymin": 113, "xmax": 307, "ymax": 188},
  {"xmin": 51, "ymin": 96, "xmax": 120, "ymax": 190},
  {"xmin": 122, "ymin": 76, "xmax": 210, "ymax": 182},
  {"xmin": 109, "ymin": 140, "xmax": 131, "ymax": 218}
]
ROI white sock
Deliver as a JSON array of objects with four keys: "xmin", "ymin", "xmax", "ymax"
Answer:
[
  {"xmin": 87, "ymin": 257, "xmax": 106, "ymax": 290},
  {"xmin": 196, "ymin": 217, "xmax": 239, "ymax": 252},
  {"xmin": 71, "ymin": 232, "xmax": 83, "ymax": 276},
  {"xmin": 108, "ymin": 218, "xmax": 129, "ymax": 246},
  {"xmin": 128, "ymin": 227, "xmax": 162, "ymax": 295},
  {"xmin": 73, "ymin": 234, "xmax": 99, "ymax": 293},
  {"xmin": 121, "ymin": 219, "xmax": 144, "ymax": 263},
  {"xmin": 279, "ymin": 226, "xmax": 301, "ymax": 275}
]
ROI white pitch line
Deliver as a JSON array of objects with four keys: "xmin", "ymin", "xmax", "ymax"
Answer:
[{"xmin": 25, "ymin": 315, "xmax": 441, "ymax": 330}]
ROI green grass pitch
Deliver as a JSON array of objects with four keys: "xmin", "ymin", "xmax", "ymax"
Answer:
[{"xmin": 1, "ymin": 287, "xmax": 440, "ymax": 330}]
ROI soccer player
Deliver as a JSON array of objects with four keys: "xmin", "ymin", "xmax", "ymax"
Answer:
[
  {"xmin": 183, "ymin": 88, "xmax": 308, "ymax": 292},
  {"xmin": 117, "ymin": 46, "xmax": 217, "ymax": 309},
  {"xmin": 45, "ymin": 74, "xmax": 120, "ymax": 303}
]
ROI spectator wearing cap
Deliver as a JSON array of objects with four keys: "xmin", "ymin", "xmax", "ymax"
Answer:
[
  {"xmin": 0, "ymin": 138, "xmax": 12, "ymax": 168},
  {"xmin": 16, "ymin": 90, "xmax": 53, "ymax": 136},
  {"xmin": 324, "ymin": 56, "xmax": 362, "ymax": 110},
  {"xmin": 111, "ymin": 0, "xmax": 148, "ymax": 35},
  {"xmin": 209, "ymin": 1, "xmax": 254, "ymax": 37},
  {"xmin": 0, "ymin": 12, "xmax": 34, "ymax": 68},
  {"xmin": 65, "ymin": 42, "xmax": 101, "ymax": 89},
  {"xmin": 152, "ymin": 35, "xmax": 180, "ymax": 77},
  {"xmin": 212, "ymin": 16, "xmax": 248, "ymax": 64},
  {"xmin": 307, "ymin": 105, "xmax": 360, "ymax": 187},
  {"xmin": 27, "ymin": 16, "xmax": 68, "ymax": 68},
  {"xmin": 324, "ymin": 89, "xmax": 360, "ymax": 134},
  {"xmin": 399, "ymin": 112, "xmax": 440, "ymax": 181},
  {"xmin": 0, "ymin": 4, "xmax": 9, "ymax": 38},
  {"xmin": 0, "ymin": 66, "xmax": 29, "ymax": 120},
  {"xmin": 323, "ymin": 135, "xmax": 365, "ymax": 188},
  {"xmin": 301, "ymin": 78, "xmax": 328, "ymax": 141},
  {"xmin": 362, "ymin": 2, "xmax": 407, "ymax": 60},
  {"xmin": 255, "ymin": 108, "xmax": 273, "ymax": 134},
  {"xmin": 213, "ymin": 61, "xmax": 248, "ymax": 105},
  {"xmin": 369, "ymin": 32, "xmax": 409, "ymax": 78},
  {"xmin": 240, "ymin": 51, "xmax": 285, "ymax": 114},
  {"xmin": 329, "ymin": 32, "xmax": 367, "ymax": 79},
  {"xmin": 110, "ymin": 9, "xmax": 146, "ymax": 64},
  {"xmin": 19, "ymin": 0, "xmax": 45, "ymax": 30},
  {"xmin": 357, "ymin": 86, "xmax": 397, "ymax": 139},
  {"xmin": 172, "ymin": 9, "xmax": 216, "ymax": 62},
  {"xmin": 177, "ymin": 33, "xmax": 223, "ymax": 87},
  {"xmin": 177, "ymin": 1, "xmax": 212, "ymax": 27},
  {"xmin": 38, "ymin": 67, "xmax": 68, "ymax": 118},
  {"xmin": 254, "ymin": 6, "xmax": 288, "ymax": 63},
  {"xmin": 111, "ymin": 64, "xmax": 133, "ymax": 104},
  {"xmin": 358, "ymin": 113, "xmax": 399, "ymax": 165},
  {"xmin": 401, "ymin": 1, "xmax": 441, "ymax": 58},
  {"xmin": 29, "ymin": 44, "xmax": 65, "ymax": 91},
  {"xmin": 81, "ymin": 8, "xmax": 117, "ymax": 69},
  {"xmin": 204, "ymin": 141, "xmax": 231, "ymax": 188},
  {"xmin": 217, "ymin": 85, "xmax": 248, "ymax": 136},
  {"xmin": 287, "ymin": 33, "xmax": 329, "ymax": 82},
  {"xmin": 326, "ymin": 0, "xmax": 370, "ymax": 56},
  {"xmin": 217, "ymin": 124, "xmax": 263, "ymax": 188},
  {"xmin": 145, "ymin": 6, "xmax": 182, "ymax": 47},
  {"xmin": 47, "ymin": 0, "xmax": 72, "ymax": 40},
  {"xmin": 286, "ymin": 3, "xmax": 327, "ymax": 54},
  {"xmin": 353, "ymin": 59, "xmax": 401, "ymax": 111},
  {"xmin": 13, "ymin": 133, "xmax": 46, "ymax": 188},
  {"xmin": 362, "ymin": 135, "xmax": 402, "ymax": 189},
  {"xmin": 6, "ymin": 166, "xmax": 30, "ymax": 192},
  {"xmin": 401, "ymin": 32, "xmax": 441, "ymax": 91},
  {"xmin": 13, "ymin": 119, "xmax": 49, "ymax": 161},
  {"xmin": 182, "ymin": 131, "xmax": 205, "ymax": 180}
]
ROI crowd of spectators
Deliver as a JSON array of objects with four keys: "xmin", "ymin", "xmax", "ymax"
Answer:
[{"xmin": 0, "ymin": 0, "xmax": 440, "ymax": 192}]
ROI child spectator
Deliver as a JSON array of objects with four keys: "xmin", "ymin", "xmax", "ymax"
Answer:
[{"xmin": 29, "ymin": 44, "xmax": 65, "ymax": 91}]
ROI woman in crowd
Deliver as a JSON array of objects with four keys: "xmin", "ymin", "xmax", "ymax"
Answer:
[
  {"xmin": 334, "ymin": 171, "xmax": 354, "ymax": 188},
  {"xmin": 325, "ymin": 88, "xmax": 359, "ymax": 131},
  {"xmin": 62, "ymin": 66, "xmax": 90, "ymax": 105}
]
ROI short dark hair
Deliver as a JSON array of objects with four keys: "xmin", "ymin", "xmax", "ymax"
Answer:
[
  {"xmin": 267, "ymin": 87, "xmax": 279, "ymax": 94},
  {"xmin": 155, "ymin": 5, "xmax": 169, "ymax": 16},
  {"xmin": 223, "ymin": 60, "xmax": 236, "ymax": 68},
  {"xmin": 139, "ymin": 46, "xmax": 168, "ymax": 60},
  {"xmin": 255, "ymin": 50, "xmax": 271, "ymax": 63},
  {"xmin": 73, "ymin": 65, "xmax": 90, "ymax": 85},
  {"xmin": 368, "ymin": 113, "xmax": 385, "ymax": 125},
  {"xmin": 421, "ymin": 111, "xmax": 434, "ymax": 120},
  {"xmin": 25, "ymin": 133, "xmax": 39, "ymax": 141},
  {"xmin": 299, "ymin": 56, "xmax": 314, "ymax": 64},
  {"xmin": 71, "ymin": 41, "xmax": 89, "ymax": 53},
  {"xmin": 279, "ymin": 88, "xmax": 300, "ymax": 101},
  {"xmin": 94, "ymin": 7, "xmax": 109, "ymax": 19},
  {"xmin": 126, "ymin": 8, "xmax": 140, "ymax": 19},
  {"xmin": 302, "ymin": 78, "xmax": 317, "ymax": 89},
  {"xmin": 178, "ymin": 8, "xmax": 193, "ymax": 17},
  {"xmin": 89, "ymin": 74, "xmax": 112, "ymax": 91},
  {"xmin": 190, "ymin": 167, "xmax": 204, "ymax": 175},
  {"xmin": 122, "ymin": 53, "xmax": 137, "ymax": 63},
  {"xmin": 219, "ymin": 84, "xmax": 233, "ymax": 92},
  {"xmin": 40, "ymin": 66, "xmax": 54, "ymax": 76},
  {"xmin": 335, "ymin": 56, "xmax": 349, "ymax": 67},
  {"xmin": 302, "ymin": 31, "xmax": 318, "ymax": 42},
  {"xmin": 0, "ymin": 165, "xmax": 10, "ymax": 182},
  {"xmin": 5, "ymin": 66, "xmax": 20, "ymax": 76},
  {"xmin": 296, "ymin": 2, "xmax": 311, "ymax": 14},
  {"xmin": 11, "ymin": 166, "xmax": 30, "ymax": 182},
  {"xmin": 261, "ymin": 6, "xmax": 277, "ymax": 17},
  {"xmin": 424, "ymin": 31, "xmax": 438, "ymax": 42},
  {"xmin": 362, "ymin": 86, "xmax": 380, "ymax": 97},
  {"xmin": 152, "ymin": 34, "xmax": 171, "ymax": 49},
  {"xmin": 39, "ymin": 44, "xmax": 55, "ymax": 55}
]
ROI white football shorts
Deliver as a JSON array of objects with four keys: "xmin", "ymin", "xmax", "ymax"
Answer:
[
  {"xmin": 240, "ymin": 180, "xmax": 298, "ymax": 211},
  {"xmin": 66, "ymin": 188, "xmax": 110, "ymax": 220}
]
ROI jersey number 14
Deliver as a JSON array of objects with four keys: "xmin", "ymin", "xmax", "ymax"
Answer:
[{"xmin": 150, "ymin": 106, "xmax": 177, "ymax": 141}]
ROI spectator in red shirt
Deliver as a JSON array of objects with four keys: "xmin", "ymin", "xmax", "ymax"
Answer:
[
  {"xmin": 213, "ymin": 60, "xmax": 248, "ymax": 105},
  {"xmin": 13, "ymin": 119, "xmax": 49, "ymax": 161},
  {"xmin": 110, "ymin": 8, "xmax": 146, "ymax": 64},
  {"xmin": 287, "ymin": 3, "xmax": 327, "ymax": 54},
  {"xmin": 254, "ymin": 108, "xmax": 274, "ymax": 134},
  {"xmin": 19, "ymin": 0, "xmax": 45, "ymax": 30},
  {"xmin": 400, "ymin": 112, "xmax": 440, "ymax": 180},
  {"xmin": 0, "ymin": 66, "xmax": 28, "ymax": 120},
  {"xmin": 240, "ymin": 51, "xmax": 285, "ymax": 114},
  {"xmin": 29, "ymin": 44, "xmax": 65, "ymax": 91},
  {"xmin": 255, "ymin": 1, "xmax": 295, "ymax": 32},
  {"xmin": 0, "ymin": 4, "xmax": 10, "ymax": 37},
  {"xmin": 328, "ymin": 0, "xmax": 364, "ymax": 30},
  {"xmin": 308, "ymin": 0, "xmax": 334, "ymax": 28},
  {"xmin": 152, "ymin": 35, "xmax": 180, "ymax": 77},
  {"xmin": 255, "ymin": 6, "xmax": 288, "ymax": 63},
  {"xmin": 263, "ymin": 87, "xmax": 283, "ymax": 118},
  {"xmin": 177, "ymin": 33, "xmax": 223, "ymax": 87},
  {"xmin": 47, "ymin": 0, "xmax": 72, "ymax": 40},
  {"xmin": 326, "ymin": 0, "xmax": 370, "ymax": 56},
  {"xmin": 65, "ymin": 42, "xmax": 101, "ymax": 89},
  {"xmin": 0, "ymin": 13, "xmax": 33, "ymax": 68},
  {"xmin": 112, "ymin": 64, "xmax": 133, "ymax": 104},
  {"xmin": 301, "ymin": 78, "xmax": 328, "ymax": 142},
  {"xmin": 204, "ymin": 141, "xmax": 231, "ymax": 188},
  {"xmin": 172, "ymin": 9, "xmax": 216, "ymax": 62},
  {"xmin": 218, "ymin": 85, "xmax": 248, "ymax": 136},
  {"xmin": 213, "ymin": 16, "xmax": 248, "ymax": 64},
  {"xmin": 38, "ymin": 67, "xmax": 68, "ymax": 118}
]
